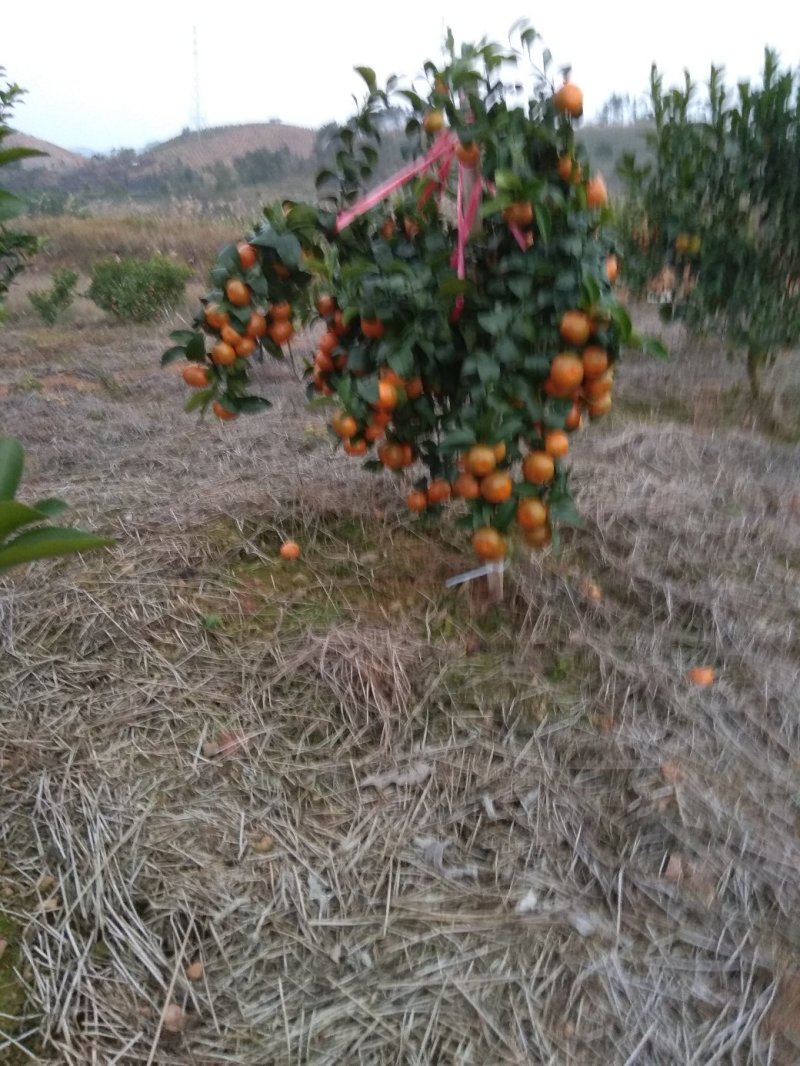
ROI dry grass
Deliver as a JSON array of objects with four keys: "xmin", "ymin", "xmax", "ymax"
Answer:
[
  {"xmin": 24, "ymin": 214, "xmax": 251, "ymax": 275},
  {"xmin": 1, "ymin": 313, "xmax": 800, "ymax": 1064}
]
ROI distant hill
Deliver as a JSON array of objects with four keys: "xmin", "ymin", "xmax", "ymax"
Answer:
[
  {"xmin": 8, "ymin": 120, "xmax": 652, "ymax": 202},
  {"xmin": 6, "ymin": 131, "xmax": 86, "ymax": 172},
  {"xmin": 138, "ymin": 122, "xmax": 317, "ymax": 174}
]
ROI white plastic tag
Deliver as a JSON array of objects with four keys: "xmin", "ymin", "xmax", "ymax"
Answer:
[{"xmin": 445, "ymin": 560, "xmax": 508, "ymax": 588}]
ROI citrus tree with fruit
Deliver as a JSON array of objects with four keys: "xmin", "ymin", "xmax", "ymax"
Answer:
[
  {"xmin": 164, "ymin": 26, "xmax": 657, "ymax": 562},
  {"xmin": 618, "ymin": 51, "xmax": 800, "ymax": 398}
]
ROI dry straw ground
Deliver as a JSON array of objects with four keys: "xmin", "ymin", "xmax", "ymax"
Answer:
[{"xmin": 1, "ymin": 292, "xmax": 799, "ymax": 1064}]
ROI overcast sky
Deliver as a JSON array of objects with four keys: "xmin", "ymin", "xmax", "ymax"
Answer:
[{"xmin": 4, "ymin": 0, "xmax": 797, "ymax": 153}]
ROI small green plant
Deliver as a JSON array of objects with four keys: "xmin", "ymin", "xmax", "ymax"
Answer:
[
  {"xmin": 0, "ymin": 437, "xmax": 113, "ymax": 573},
  {"xmin": 88, "ymin": 255, "xmax": 191, "ymax": 322},
  {"xmin": 28, "ymin": 267, "xmax": 79, "ymax": 324}
]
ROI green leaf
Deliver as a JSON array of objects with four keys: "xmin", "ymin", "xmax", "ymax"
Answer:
[
  {"xmin": 493, "ymin": 498, "xmax": 517, "ymax": 533},
  {"xmin": 475, "ymin": 351, "xmax": 500, "ymax": 384},
  {"xmin": 534, "ymin": 203, "xmax": 551, "ymax": 243},
  {"xmin": 523, "ymin": 354, "xmax": 550, "ymax": 375},
  {"xmin": 161, "ymin": 346, "xmax": 186, "ymax": 367},
  {"xmin": 356, "ymin": 375, "xmax": 379, "ymax": 405},
  {"xmin": 31, "ymin": 497, "xmax": 68, "ymax": 518},
  {"xmin": 638, "ymin": 335, "xmax": 669, "ymax": 360},
  {"xmin": 185, "ymin": 387, "xmax": 214, "ymax": 413},
  {"xmin": 0, "ymin": 501, "xmax": 45, "ymax": 543},
  {"xmin": 169, "ymin": 329, "xmax": 196, "ymax": 346},
  {"xmin": 440, "ymin": 428, "xmax": 477, "ymax": 451},
  {"xmin": 0, "ymin": 437, "xmax": 24, "ymax": 501},
  {"xmin": 185, "ymin": 332, "xmax": 207, "ymax": 360},
  {"xmin": 0, "ymin": 188, "xmax": 26, "ymax": 222},
  {"xmin": 234, "ymin": 396, "xmax": 272, "ymax": 413},
  {"xmin": 355, "ymin": 66, "xmax": 377, "ymax": 93},
  {"xmin": 548, "ymin": 496, "xmax": 586, "ymax": 529},
  {"xmin": 0, "ymin": 527, "xmax": 113, "ymax": 573}
]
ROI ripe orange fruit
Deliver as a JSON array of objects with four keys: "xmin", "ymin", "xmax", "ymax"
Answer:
[
  {"xmin": 553, "ymin": 82, "xmax": 583, "ymax": 117},
  {"xmin": 380, "ymin": 367, "xmax": 405, "ymax": 389},
  {"xmin": 502, "ymin": 201, "xmax": 534, "ymax": 228},
  {"xmin": 582, "ymin": 346, "xmax": 609, "ymax": 378},
  {"xmin": 606, "ymin": 254, "xmax": 619, "ymax": 283},
  {"xmin": 279, "ymin": 541, "xmax": 301, "ymax": 560},
  {"xmin": 211, "ymin": 341, "xmax": 237, "ymax": 367},
  {"xmin": 565, "ymin": 403, "xmax": 583, "ymax": 431},
  {"xmin": 557, "ymin": 155, "xmax": 582, "ymax": 183},
  {"xmin": 523, "ymin": 451, "xmax": 555, "ymax": 484},
  {"xmin": 427, "ymin": 479, "xmax": 451, "ymax": 505},
  {"xmin": 524, "ymin": 524, "xmax": 552, "ymax": 549},
  {"xmin": 332, "ymin": 412, "xmax": 358, "ymax": 439},
  {"xmin": 492, "ymin": 441, "xmax": 507, "ymax": 462},
  {"xmin": 370, "ymin": 410, "xmax": 392, "ymax": 428},
  {"xmin": 270, "ymin": 301, "xmax": 292, "ymax": 320},
  {"xmin": 315, "ymin": 350, "xmax": 335, "ymax": 374},
  {"xmin": 183, "ymin": 364, "xmax": 209, "ymax": 388},
  {"xmin": 452, "ymin": 473, "xmax": 481, "ymax": 500},
  {"xmin": 480, "ymin": 471, "xmax": 513, "ymax": 503},
  {"xmin": 544, "ymin": 429, "xmax": 569, "ymax": 458},
  {"xmin": 405, "ymin": 376, "xmax": 424, "ymax": 399},
  {"xmin": 378, "ymin": 442, "xmax": 406, "ymax": 470},
  {"xmin": 204, "ymin": 304, "xmax": 229, "ymax": 330},
  {"xmin": 456, "ymin": 141, "xmax": 480, "ymax": 167},
  {"xmin": 404, "ymin": 218, "xmax": 420, "ymax": 240},
  {"xmin": 585, "ymin": 175, "xmax": 608, "ymax": 209},
  {"xmin": 318, "ymin": 331, "xmax": 338, "ymax": 357},
  {"xmin": 244, "ymin": 312, "xmax": 267, "ymax": 339},
  {"xmin": 407, "ymin": 491, "xmax": 427, "ymax": 513},
  {"xmin": 516, "ymin": 497, "xmax": 548, "ymax": 530},
  {"xmin": 237, "ymin": 242, "xmax": 258, "ymax": 270},
  {"xmin": 343, "ymin": 438, "xmax": 368, "ymax": 456},
  {"xmin": 559, "ymin": 310, "xmax": 592, "ymax": 346},
  {"xmin": 332, "ymin": 310, "xmax": 349, "ymax": 337},
  {"xmin": 587, "ymin": 393, "xmax": 612, "ymax": 418},
  {"xmin": 270, "ymin": 262, "xmax": 290, "ymax": 280},
  {"xmin": 422, "ymin": 108, "xmax": 445, "ymax": 134},
  {"xmin": 268, "ymin": 320, "xmax": 294, "ymax": 345},
  {"xmin": 234, "ymin": 336, "xmax": 257, "ymax": 358},
  {"xmin": 225, "ymin": 279, "xmax": 251, "ymax": 307},
  {"xmin": 583, "ymin": 371, "xmax": 614, "ymax": 401},
  {"xmin": 381, "ymin": 218, "xmax": 396, "ymax": 240},
  {"xmin": 374, "ymin": 380, "xmax": 398, "ymax": 411},
  {"xmin": 316, "ymin": 294, "xmax": 336, "ymax": 317},
  {"xmin": 364, "ymin": 422, "xmax": 385, "ymax": 443},
  {"xmin": 212, "ymin": 400, "xmax": 237, "ymax": 420},
  {"xmin": 472, "ymin": 527, "xmax": 506, "ymax": 561},
  {"xmin": 361, "ymin": 317, "xmax": 385, "ymax": 340},
  {"xmin": 686, "ymin": 666, "xmax": 715, "ymax": 686},
  {"xmin": 549, "ymin": 352, "xmax": 584, "ymax": 393},
  {"xmin": 312, "ymin": 368, "xmax": 332, "ymax": 395},
  {"xmin": 466, "ymin": 444, "xmax": 497, "ymax": 477},
  {"xmin": 220, "ymin": 324, "xmax": 241, "ymax": 346}
]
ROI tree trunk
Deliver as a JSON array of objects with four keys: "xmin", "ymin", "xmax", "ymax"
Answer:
[{"xmin": 746, "ymin": 347, "xmax": 763, "ymax": 400}]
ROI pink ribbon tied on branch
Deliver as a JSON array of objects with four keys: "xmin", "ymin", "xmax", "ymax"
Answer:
[{"xmin": 333, "ymin": 131, "xmax": 531, "ymax": 322}]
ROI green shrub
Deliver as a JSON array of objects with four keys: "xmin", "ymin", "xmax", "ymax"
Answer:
[
  {"xmin": 88, "ymin": 255, "xmax": 191, "ymax": 322},
  {"xmin": 28, "ymin": 267, "xmax": 79, "ymax": 323}
]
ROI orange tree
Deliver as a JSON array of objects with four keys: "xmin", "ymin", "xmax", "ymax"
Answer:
[
  {"xmin": 163, "ymin": 26, "xmax": 658, "ymax": 560},
  {"xmin": 617, "ymin": 52, "xmax": 800, "ymax": 398}
]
